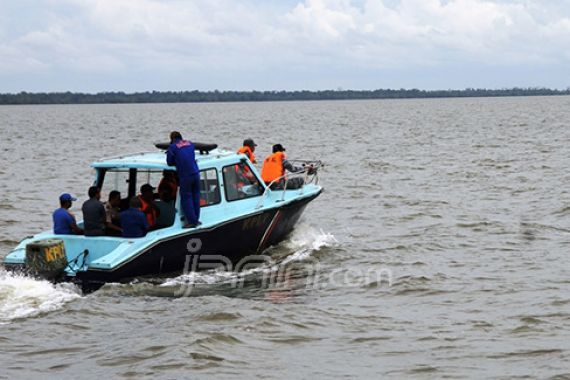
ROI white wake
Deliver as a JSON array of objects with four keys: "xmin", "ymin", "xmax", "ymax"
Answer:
[
  {"xmin": 161, "ymin": 225, "xmax": 338, "ymax": 287},
  {"xmin": 0, "ymin": 270, "xmax": 81, "ymax": 324}
]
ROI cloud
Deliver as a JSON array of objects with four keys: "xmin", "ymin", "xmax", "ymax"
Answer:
[
  {"xmin": 282, "ymin": 0, "xmax": 570, "ymax": 67},
  {"xmin": 1, "ymin": 0, "xmax": 570, "ymax": 90}
]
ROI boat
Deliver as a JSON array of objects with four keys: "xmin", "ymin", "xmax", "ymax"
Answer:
[{"xmin": 3, "ymin": 142, "xmax": 323, "ymax": 292}]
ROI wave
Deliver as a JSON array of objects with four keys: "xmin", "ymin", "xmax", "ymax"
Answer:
[
  {"xmin": 0, "ymin": 270, "xmax": 81, "ymax": 324},
  {"xmin": 280, "ymin": 225, "xmax": 339, "ymax": 264}
]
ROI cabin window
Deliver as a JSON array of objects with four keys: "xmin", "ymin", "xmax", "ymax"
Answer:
[
  {"xmin": 138, "ymin": 169, "xmax": 165, "ymax": 189},
  {"xmin": 222, "ymin": 162, "xmax": 263, "ymax": 202},
  {"xmin": 200, "ymin": 169, "xmax": 221, "ymax": 207},
  {"xmin": 100, "ymin": 169, "xmax": 175, "ymax": 209},
  {"xmin": 100, "ymin": 169, "xmax": 131, "ymax": 197}
]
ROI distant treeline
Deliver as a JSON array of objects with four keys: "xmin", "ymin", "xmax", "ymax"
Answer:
[{"xmin": 1, "ymin": 87, "xmax": 569, "ymax": 105}]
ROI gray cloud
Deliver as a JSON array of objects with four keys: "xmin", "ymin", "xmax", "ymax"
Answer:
[{"xmin": 1, "ymin": 0, "xmax": 569, "ymax": 91}]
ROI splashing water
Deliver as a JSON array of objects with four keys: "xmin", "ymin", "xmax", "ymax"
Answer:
[
  {"xmin": 161, "ymin": 225, "xmax": 338, "ymax": 287},
  {"xmin": 281, "ymin": 225, "xmax": 339, "ymax": 264},
  {"xmin": 0, "ymin": 270, "xmax": 81, "ymax": 324}
]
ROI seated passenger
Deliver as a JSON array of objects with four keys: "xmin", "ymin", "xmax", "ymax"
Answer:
[
  {"xmin": 138, "ymin": 184, "xmax": 160, "ymax": 229},
  {"xmin": 53, "ymin": 193, "xmax": 83, "ymax": 235},
  {"xmin": 155, "ymin": 183, "xmax": 176, "ymax": 228},
  {"xmin": 104, "ymin": 190, "xmax": 122, "ymax": 236},
  {"xmin": 120, "ymin": 197, "xmax": 149, "ymax": 238},
  {"xmin": 237, "ymin": 138, "xmax": 257, "ymax": 163},
  {"xmin": 82, "ymin": 186, "xmax": 106, "ymax": 236},
  {"xmin": 228, "ymin": 164, "xmax": 258, "ymax": 199},
  {"xmin": 158, "ymin": 170, "xmax": 178, "ymax": 201},
  {"xmin": 261, "ymin": 144, "xmax": 306, "ymax": 189}
]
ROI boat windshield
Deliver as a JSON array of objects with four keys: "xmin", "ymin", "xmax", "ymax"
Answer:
[{"xmin": 222, "ymin": 162, "xmax": 264, "ymax": 201}]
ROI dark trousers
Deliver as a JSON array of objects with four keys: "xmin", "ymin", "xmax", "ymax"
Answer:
[{"xmin": 179, "ymin": 173, "xmax": 201, "ymax": 225}]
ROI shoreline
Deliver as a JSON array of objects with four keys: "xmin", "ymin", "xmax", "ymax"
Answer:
[{"xmin": 1, "ymin": 88, "xmax": 569, "ymax": 106}]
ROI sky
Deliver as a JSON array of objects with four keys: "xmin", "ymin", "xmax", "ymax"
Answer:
[{"xmin": 1, "ymin": 0, "xmax": 570, "ymax": 92}]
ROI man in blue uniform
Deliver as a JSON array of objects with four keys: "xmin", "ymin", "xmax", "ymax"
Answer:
[
  {"xmin": 53, "ymin": 193, "xmax": 83, "ymax": 235},
  {"xmin": 166, "ymin": 131, "xmax": 201, "ymax": 228},
  {"xmin": 121, "ymin": 197, "xmax": 149, "ymax": 238}
]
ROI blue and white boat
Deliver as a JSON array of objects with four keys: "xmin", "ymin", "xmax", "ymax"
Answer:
[{"xmin": 3, "ymin": 143, "xmax": 323, "ymax": 291}]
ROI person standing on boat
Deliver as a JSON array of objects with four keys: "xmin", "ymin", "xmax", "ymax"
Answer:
[
  {"xmin": 53, "ymin": 193, "xmax": 84, "ymax": 235},
  {"xmin": 82, "ymin": 186, "xmax": 107, "ymax": 236},
  {"xmin": 166, "ymin": 131, "xmax": 201, "ymax": 228},
  {"xmin": 261, "ymin": 144, "xmax": 305, "ymax": 189}
]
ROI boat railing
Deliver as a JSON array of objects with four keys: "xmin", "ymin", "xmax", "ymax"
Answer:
[{"xmin": 255, "ymin": 160, "xmax": 322, "ymax": 209}]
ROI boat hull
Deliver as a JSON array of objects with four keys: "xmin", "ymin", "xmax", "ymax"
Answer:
[{"xmin": 73, "ymin": 191, "xmax": 319, "ymax": 289}]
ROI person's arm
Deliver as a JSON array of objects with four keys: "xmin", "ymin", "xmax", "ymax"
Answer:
[
  {"xmin": 68, "ymin": 213, "xmax": 84, "ymax": 235},
  {"xmin": 105, "ymin": 204, "xmax": 113, "ymax": 224},
  {"xmin": 166, "ymin": 146, "xmax": 176, "ymax": 166},
  {"xmin": 105, "ymin": 220, "xmax": 122, "ymax": 233},
  {"xmin": 100, "ymin": 203, "xmax": 107, "ymax": 227},
  {"xmin": 70, "ymin": 222, "xmax": 84, "ymax": 235},
  {"xmin": 104, "ymin": 204, "xmax": 122, "ymax": 233},
  {"xmin": 283, "ymin": 159, "xmax": 303, "ymax": 173}
]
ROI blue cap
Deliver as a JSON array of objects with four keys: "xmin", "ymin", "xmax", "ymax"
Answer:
[{"xmin": 59, "ymin": 193, "xmax": 77, "ymax": 202}]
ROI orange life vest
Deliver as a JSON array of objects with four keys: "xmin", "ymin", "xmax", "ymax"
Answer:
[
  {"xmin": 237, "ymin": 146, "xmax": 255, "ymax": 163},
  {"xmin": 261, "ymin": 152, "xmax": 285, "ymax": 184},
  {"xmin": 139, "ymin": 195, "xmax": 157, "ymax": 227}
]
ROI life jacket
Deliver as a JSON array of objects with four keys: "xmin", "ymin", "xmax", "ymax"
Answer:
[
  {"xmin": 261, "ymin": 152, "xmax": 285, "ymax": 184},
  {"xmin": 237, "ymin": 146, "xmax": 255, "ymax": 163},
  {"xmin": 139, "ymin": 195, "xmax": 157, "ymax": 227}
]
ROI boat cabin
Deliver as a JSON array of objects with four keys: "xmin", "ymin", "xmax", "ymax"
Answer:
[{"xmin": 92, "ymin": 148, "xmax": 266, "ymax": 229}]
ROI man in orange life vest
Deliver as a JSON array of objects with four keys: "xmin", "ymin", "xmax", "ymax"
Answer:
[
  {"xmin": 236, "ymin": 138, "xmax": 258, "ymax": 183},
  {"xmin": 237, "ymin": 138, "xmax": 257, "ymax": 163},
  {"xmin": 261, "ymin": 144, "xmax": 305, "ymax": 189},
  {"xmin": 138, "ymin": 183, "xmax": 160, "ymax": 229}
]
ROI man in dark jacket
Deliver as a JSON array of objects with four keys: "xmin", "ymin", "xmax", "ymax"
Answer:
[
  {"xmin": 82, "ymin": 186, "xmax": 106, "ymax": 236},
  {"xmin": 166, "ymin": 131, "xmax": 201, "ymax": 228}
]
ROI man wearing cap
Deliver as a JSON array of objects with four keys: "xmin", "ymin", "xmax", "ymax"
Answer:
[
  {"xmin": 166, "ymin": 131, "xmax": 201, "ymax": 228},
  {"xmin": 261, "ymin": 144, "xmax": 306, "ymax": 189},
  {"xmin": 53, "ymin": 193, "xmax": 83, "ymax": 235},
  {"xmin": 237, "ymin": 138, "xmax": 257, "ymax": 163}
]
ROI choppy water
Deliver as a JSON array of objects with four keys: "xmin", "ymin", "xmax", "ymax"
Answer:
[{"xmin": 1, "ymin": 97, "xmax": 570, "ymax": 378}]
